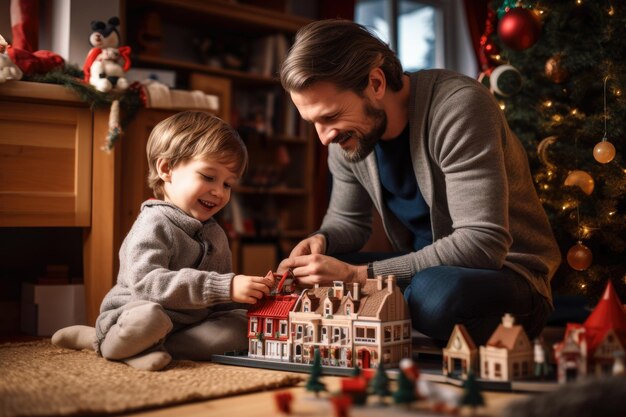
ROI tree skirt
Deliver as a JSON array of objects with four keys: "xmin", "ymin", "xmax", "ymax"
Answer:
[{"xmin": 0, "ymin": 340, "xmax": 303, "ymax": 417}]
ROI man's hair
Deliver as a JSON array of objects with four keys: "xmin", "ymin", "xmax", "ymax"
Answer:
[
  {"xmin": 280, "ymin": 19, "xmax": 404, "ymax": 94},
  {"xmin": 146, "ymin": 111, "xmax": 247, "ymax": 199}
]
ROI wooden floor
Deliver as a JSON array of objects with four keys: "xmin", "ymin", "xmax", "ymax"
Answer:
[{"xmin": 123, "ymin": 374, "xmax": 528, "ymax": 417}]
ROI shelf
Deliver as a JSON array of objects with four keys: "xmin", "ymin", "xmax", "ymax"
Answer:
[
  {"xmin": 135, "ymin": 55, "xmax": 279, "ymax": 86},
  {"xmin": 131, "ymin": 0, "xmax": 311, "ymax": 34},
  {"xmin": 234, "ymin": 186, "xmax": 308, "ymax": 196}
]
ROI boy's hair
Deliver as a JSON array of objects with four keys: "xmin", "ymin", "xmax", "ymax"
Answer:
[
  {"xmin": 280, "ymin": 19, "xmax": 404, "ymax": 95},
  {"xmin": 146, "ymin": 111, "xmax": 248, "ymax": 199}
]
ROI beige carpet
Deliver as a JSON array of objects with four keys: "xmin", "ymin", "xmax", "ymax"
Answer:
[{"xmin": 0, "ymin": 340, "xmax": 304, "ymax": 417}]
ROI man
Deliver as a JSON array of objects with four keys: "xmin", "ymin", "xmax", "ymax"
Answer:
[{"xmin": 278, "ymin": 19, "xmax": 560, "ymax": 345}]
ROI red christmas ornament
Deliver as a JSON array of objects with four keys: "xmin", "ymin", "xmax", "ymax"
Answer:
[
  {"xmin": 567, "ymin": 242, "xmax": 593, "ymax": 271},
  {"xmin": 498, "ymin": 8, "xmax": 542, "ymax": 51}
]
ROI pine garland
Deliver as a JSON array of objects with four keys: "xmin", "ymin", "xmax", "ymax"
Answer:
[{"xmin": 26, "ymin": 64, "xmax": 142, "ymax": 150}]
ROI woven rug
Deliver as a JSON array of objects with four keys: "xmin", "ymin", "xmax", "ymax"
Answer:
[{"xmin": 0, "ymin": 340, "xmax": 304, "ymax": 417}]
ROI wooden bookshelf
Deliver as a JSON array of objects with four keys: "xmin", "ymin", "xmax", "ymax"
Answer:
[{"xmin": 124, "ymin": 0, "xmax": 316, "ymax": 273}]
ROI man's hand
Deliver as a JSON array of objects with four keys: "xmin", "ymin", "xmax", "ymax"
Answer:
[
  {"xmin": 231, "ymin": 274, "xmax": 274, "ymax": 304},
  {"xmin": 277, "ymin": 254, "xmax": 367, "ymax": 287},
  {"xmin": 289, "ymin": 234, "xmax": 327, "ymax": 257}
]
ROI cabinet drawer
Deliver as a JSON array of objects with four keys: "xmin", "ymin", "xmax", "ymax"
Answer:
[{"xmin": 0, "ymin": 102, "xmax": 92, "ymax": 226}]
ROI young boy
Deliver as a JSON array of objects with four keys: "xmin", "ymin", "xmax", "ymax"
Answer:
[{"xmin": 52, "ymin": 111, "xmax": 274, "ymax": 371}]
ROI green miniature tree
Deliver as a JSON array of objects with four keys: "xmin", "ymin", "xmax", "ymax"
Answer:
[
  {"xmin": 392, "ymin": 370, "xmax": 415, "ymax": 409},
  {"xmin": 460, "ymin": 371, "xmax": 485, "ymax": 415},
  {"xmin": 370, "ymin": 361, "xmax": 391, "ymax": 405},
  {"xmin": 306, "ymin": 348, "xmax": 327, "ymax": 398}
]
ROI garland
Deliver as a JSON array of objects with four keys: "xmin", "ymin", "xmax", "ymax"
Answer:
[{"xmin": 27, "ymin": 65, "xmax": 143, "ymax": 151}]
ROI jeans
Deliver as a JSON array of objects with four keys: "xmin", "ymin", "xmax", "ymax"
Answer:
[{"xmin": 338, "ymin": 253, "xmax": 552, "ymax": 346}]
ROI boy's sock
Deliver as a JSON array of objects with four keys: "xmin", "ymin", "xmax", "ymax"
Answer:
[
  {"xmin": 123, "ymin": 349, "xmax": 172, "ymax": 371},
  {"xmin": 51, "ymin": 325, "xmax": 96, "ymax": 350}
]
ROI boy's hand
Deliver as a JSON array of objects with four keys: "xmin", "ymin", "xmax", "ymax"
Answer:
[{"xmin": 231, "ymin": 274, "xmax": 274, "ymax": 304}]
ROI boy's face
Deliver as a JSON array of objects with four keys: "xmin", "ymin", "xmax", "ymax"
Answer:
[{"xmin": 161, "ymin": 156, "xmax": 238, "ymax": 222}]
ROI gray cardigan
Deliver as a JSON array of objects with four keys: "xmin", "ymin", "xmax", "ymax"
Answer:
[
  {"xmin": 95, "ymin": 200, "xmax": 235, "ymax": 345},
  {"xmin": 319, "ymin": 70, "xmax": 561, "ymax": 305}
]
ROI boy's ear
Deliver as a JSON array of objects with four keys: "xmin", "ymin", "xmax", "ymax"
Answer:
[{"xmin": 156, "ymin": 158, "xmax": 172, "ymax": 182}]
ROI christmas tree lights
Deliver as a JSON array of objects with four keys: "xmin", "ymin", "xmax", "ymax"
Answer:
[{"xmin": 484, "ymin": 0, "xmax": 625, "ymax": 302}]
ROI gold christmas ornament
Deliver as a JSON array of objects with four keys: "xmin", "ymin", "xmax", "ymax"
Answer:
[
  {"xmin": 593, "ymin": 140, "xmax": 616, "ymax": 164},
  {"xmin": 545, "ymin": 54, "xmax": 568, "ymax": 83},
  {"xmin": 567, "ymin": 242, "xmax": 593, "ymax": 271},
  {"xmin": 564, "ymin": 170, "xmax": 594, "ymax": 195},
  {"xmin": 537, "ymin": 136, "xmax": 558, "ymax": 170}
]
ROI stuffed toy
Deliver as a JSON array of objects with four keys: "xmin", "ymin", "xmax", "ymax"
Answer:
[
  {"xmin": 83, "ymin": 17, "xmax": 131, "ymax": 93},
  {"xmin": 0, "ymin": 34, "xmax": 23, "ymax": 83}
]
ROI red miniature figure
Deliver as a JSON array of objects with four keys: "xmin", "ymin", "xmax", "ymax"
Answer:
[{"xmin": 274, "ymin": 391, "xmax": 293, "ymax": 415}]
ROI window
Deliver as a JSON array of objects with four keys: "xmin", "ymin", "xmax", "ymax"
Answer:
[
  {"xmin": 366, "ymin": 328, "xmax": 376, "ymax": 340},
  {"xmin": 495, "ymin": 363, "xmax": 502, "ymax": 378},
  {"xmin": 355, "ymin": 0, "xmax": 477, "ymax": 76},
  {"xmin": 265, "ymin": 320, "xmax": 273, "ymax": 336},
  {"xmin": 384, "ymin": 326, "xmax": 392, "ymax": 342},
  {"xmin": 280, "ymin": 320, "xmax": 288, "ymax": 335},
  {"xmin": 296, "ymin": 324, "xmax": 303, "ymax": 339},
  {"xmin": 250, "ymin": 318, "xmax": 257, "ymax": 333},
  {"xmin": 394, "ymin": 325, "xmax": 401, "ymax": 340},
  {"xmin": 303, "ymin": 301, "xmax": 310, "ymax": 312},
  {"xmin": 356, "ymin": 327, "xmax": 365, "ymax": 338},
  {"xmin": 333, "ymin": 328, "xmax": 341, "ymax": 342}
]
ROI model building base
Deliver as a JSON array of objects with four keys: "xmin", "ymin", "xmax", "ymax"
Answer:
[{"xmin": 212, "ymin": 352, "xmax": 560, "ymax": 393}]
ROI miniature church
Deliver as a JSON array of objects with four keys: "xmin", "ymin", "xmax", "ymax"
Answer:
[{"xmin": 553, "ymin": 280, "xmax": 626, "ymax": 383}]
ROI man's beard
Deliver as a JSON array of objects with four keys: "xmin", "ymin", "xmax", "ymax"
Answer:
[{"xmin": 339, "ymin": 101, "xmax": 387, "ymax": 163}]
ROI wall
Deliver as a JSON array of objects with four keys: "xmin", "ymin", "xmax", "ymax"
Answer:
[{"xmin": 0, "ymin": 0, "xmax": 120, "ymax": 67}]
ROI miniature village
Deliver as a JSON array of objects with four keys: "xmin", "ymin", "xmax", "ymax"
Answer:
[{"xmin": 220, "ymin": 273, "xmax": 626, "ymax": 416}]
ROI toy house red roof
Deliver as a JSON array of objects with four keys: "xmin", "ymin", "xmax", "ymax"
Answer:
[
  {"xmin": 248, "ymin": 294, "xmax": 298, "ymax": 319},
  {"xmin": 582, "ymin": 280, "xmax": 626, "ymax": 352}
]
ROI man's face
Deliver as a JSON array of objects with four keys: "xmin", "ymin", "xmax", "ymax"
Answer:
[{"xmin": 291, "ymin": 82, "xmax": 387, "ymax": 162}]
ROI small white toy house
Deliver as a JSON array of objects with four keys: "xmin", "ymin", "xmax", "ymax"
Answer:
[
  {"xmin": 479, "ymin": 314, "xmax": 534, "ymax": 381},
  {"xmin": 442, "ymin": 324, "xmax": 478, "ymax": 379}
]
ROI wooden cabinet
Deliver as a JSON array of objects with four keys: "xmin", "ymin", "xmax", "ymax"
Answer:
[
  {"xmin": 0, "ymin": 84, "xmax": 92, "ymax": 227},
  {"xmin": 0, "ymin": 81, "xmax": 120, "ymax": 324},
  {"xmin": 125, "ymin": 0, "xmax": 316, "ymax": 273}
]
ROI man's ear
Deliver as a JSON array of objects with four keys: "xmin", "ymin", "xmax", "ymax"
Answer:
[
  {"xmin": 156, "ymin": 158, "xmax": 172, "ymax": 182},
  {"xmin": 369, "ymin": 67, "xmax": 386, "ymax": 99}
]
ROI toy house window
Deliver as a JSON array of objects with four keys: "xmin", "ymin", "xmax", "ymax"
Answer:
[
  {"xmin": 394, "ymin": 325, "xmax": 401, "ymax": 340},
  {"xmin": 296, "ymin": 324, "xmax": 303, "ymax": 339},
  {"xmin": 345, "ymin": 303, "xmax": 351, "ymax": 315},
  {"xmin": 366, "ymin": 328, "xmax": 376, "ymax": 340},
  {"xmin": 324, "ymin": 303, "xmax": 332, "ymax": 316},
  {"xmin": 384, "ymin": 326, "xmax": 392, "ymax": 342},
  {"xmin": 266, "ymin": 320, "xmax": 273, "ymax": 335},
  {"xmin": 250, "ymin": 318, "xmax": 258, "ymax": 333},
  {"xmin": 522, "ymin": 361, "xmax": 529, "ymax": 376},
  {"xmin": 333, "ymin": 327, "xmax": 341, "ymax": 342},
  {"xmin": 341, "ymin": 327, "xmax": 348, "ymax": 341},
  {"xmin": 383, "ymin": 349, "xmax": 391, "ymax": 363},
  {"xmin": 483, "ymin": 361, "xmax": 488, "ymax": 377},
  {"xmin": 403, "ymin": 323, "xmax": 410, "ymax": 339},
  {"xmin": 280, "ymin": 320, "xmax": 288, "ymax": 335},
  {"xmin": 356, "ymin": 327, "xmax": 365, "ymax": 339},
  {"xmin": 513, "ymin": 362, "xmax": 520, "ymax": 378},
  {"xmin": 495, "ymin": 363, "xmax": 502, "ymax": 378},
  {"xmin": 303, "ymin": 301, "xmax": 310, "ymax": 312},
  {"xmin": 322, "ymin": 327, "xmax": 328, "ymax": 338}
]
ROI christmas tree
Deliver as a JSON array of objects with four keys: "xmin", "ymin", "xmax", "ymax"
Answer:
[
  {"xmin": 306, "ymin": 348, "xmax": 327, "ymax": 397},
  {"xmin": 482, "ymin": 0, "xmax": 625, "ymax": 302}
]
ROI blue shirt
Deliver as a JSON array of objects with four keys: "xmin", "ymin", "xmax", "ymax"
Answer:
[{"xmin": 374, "ymin": 125, "xmax": 432, "ymax": 250}]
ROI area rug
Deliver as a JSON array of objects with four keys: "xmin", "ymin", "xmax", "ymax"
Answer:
[{"xmin": 0, "ymin": 340, "xmax": 304, "ymax": 417}]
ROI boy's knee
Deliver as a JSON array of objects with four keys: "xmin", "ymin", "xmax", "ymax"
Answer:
[{"xmin": 118, "ymin": 302, "xmax": 173, "ymax": 340}]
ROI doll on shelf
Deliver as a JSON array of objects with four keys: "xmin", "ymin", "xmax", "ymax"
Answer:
[{"xmin": 83, "ymin": 17, "xmax": 131, "ymax": 93}]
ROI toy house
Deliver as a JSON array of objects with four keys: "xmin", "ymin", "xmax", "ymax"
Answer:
[
  {"xmin": 442, "ymin": 324, "xmax": 478, "ymax": 378},
  {"xmin": 479, "ymin": 313, "xmax": 534, "ymax": 381},
  {"xmin": 289, "ymin": 275, "xmax": 412, "ymax": 369},
  {"xmin": 247, "ymin": 271, "xmax": 298, "ymax": 360},
  {"xmin": 553, "ymin": 280, "xmax": 626, "ymax": 383},
  {"xmin": 247, "ymin": 273, "xmax": 412, "ymax": 369}
]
